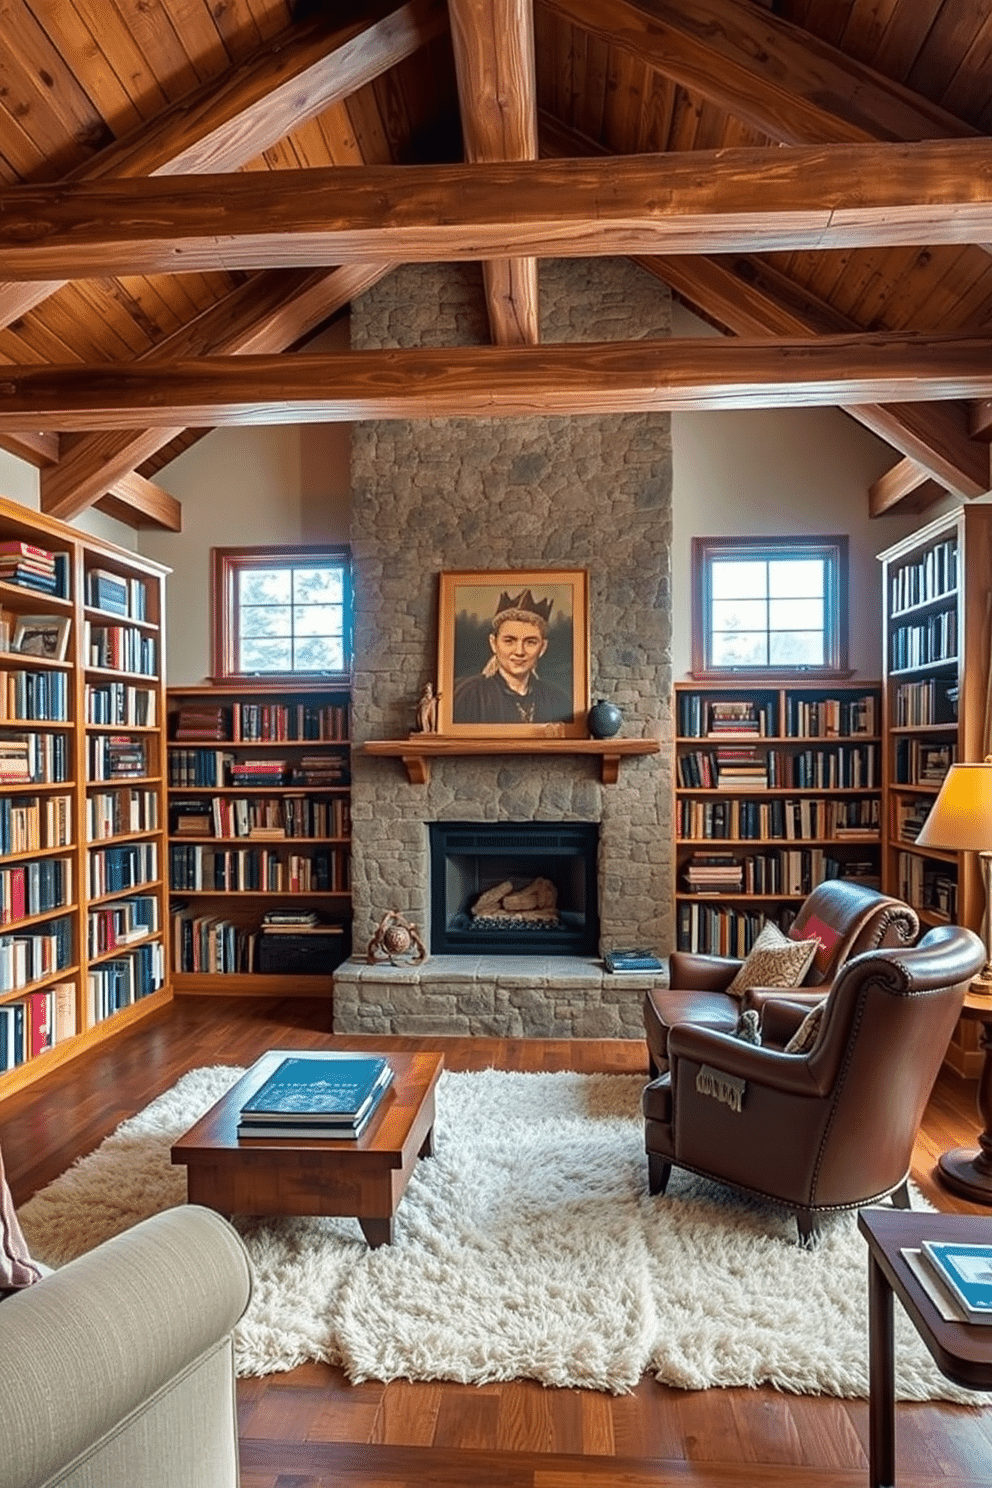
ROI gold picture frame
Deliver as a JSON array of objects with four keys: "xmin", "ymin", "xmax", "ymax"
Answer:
[{"xmin": 436, "ymin": 569, "xmax": 589, "ymax": 738}]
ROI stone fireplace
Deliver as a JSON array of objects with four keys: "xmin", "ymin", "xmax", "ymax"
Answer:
[{"xmin": 333, "ymin": 259, "xmax": 674, "ymax": 1038}]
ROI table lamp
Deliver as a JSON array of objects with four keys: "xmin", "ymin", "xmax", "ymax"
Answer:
[{"xmin": 915, "ymin": 758, "xmax": 992, "ymax": 992}]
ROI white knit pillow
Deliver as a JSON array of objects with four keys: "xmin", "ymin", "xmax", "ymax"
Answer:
[
  {"xmin": 726, "ymin": 921, "xmax": 819, "ymax": 997},
  {"xmin": 785, "ymin": 999, "xmax": 828, "ymax": 1054}
]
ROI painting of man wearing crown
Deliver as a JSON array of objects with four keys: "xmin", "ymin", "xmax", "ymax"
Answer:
[{"xmin": 436, "ymin": 569, "xmax": 589, "ymax": 738}]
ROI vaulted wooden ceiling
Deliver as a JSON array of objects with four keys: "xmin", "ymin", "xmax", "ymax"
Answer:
[{"xmin": 1, "ymin": 0, "xmax": 991, "ymax": 531}]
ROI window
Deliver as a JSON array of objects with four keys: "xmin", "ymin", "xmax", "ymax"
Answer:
[
  {"xmin": 692, "ymin": 536, "xmax": 849, "ymax": 678},
  {"xmin": 212, "ymin": 546, "xmax": 352, "ymax": 681}
]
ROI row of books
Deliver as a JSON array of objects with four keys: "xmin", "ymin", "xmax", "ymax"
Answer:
[
  {"xmin": 893, "ymin": 798, "xmax": 933, "ymax": 844},
  {"xmin": 85, "ymin": 568, "xmax": 147, "ymax": 621},
  {"xmin": 677, "ymin": 795, "xmax": 880, "ymax": 842},
  {"xmin": 88, "ymin": 734, "xmax": 148, "ymax": 781},
  {"xmin": 0, "ymin": 984, "xmax": 76, "ymax": 1070},
  {"xmin": 897, "ymin": 853, "xmax": 957, "ymax": 920},
  {"xmin": 892, "ymin": 677, "xmax": 958, "ymax": 728},
  {"xmin": 236, "ymin": 1053, "xmax": 394, "ymax": 1141},
  {"xmin": 85, "ymin": 681, "xmax": 157, "ymax": 727},
  {"xmin": 171, "ymin": 793, "xmax": 350, "ymax": 841},
  {"xmin": 170, "ymin": 906, "xmax": 258, "ymax": 975},
  {"xmin": 84, "ymin": 622, "xmax": 157, "ymax": 677},
  {"xmin": 0, "ymin": 541, "xmax": 69, "ymax": 599},
  {"xmin": 0, "ymin": 916, "xmax": 73, "ymax": 990},
  {"xmin": 87, "ymin": 787, "xmax": 159, "ymax": 842},
  {"xmin": 172, "ymin": 702, "xmax": 349, "ymax": 743},
  {"xmin": 681, "ymin": 850, "xmax": 879, "ymax": 899},
  {"xmin": 0, "ymin": 793, "xmax": 72, "ymax": 857},
  {"xmin": 0, "ymin": 857, "xmax": 73, "ymax": 925},
  {"xmin": 889, "ymin": 537, "xmax": 958, "ymax": 616},
  {"xmin": 678, "ymin": 742, "xmax": 879, "ymax": 791},
  {"xmin": 890, "ymin": 610, "xmax": 957, "ymax": 671},
  {"xmin": 166, "ymin": 747, "xmax": 349, "ymax": 789},
  {"xmin": 168, "ymin": 843, "xmax": 348, "ymax": 893},
  {"xmin": 677, "ymin": 902, "xmax": 798, "ymax": 957},
  {"xmin": 0, "ymin": 731, "xmax": 69, "ymax": 783},
  {"xmin": 87, "ymin": 840, "xmax": 158, "ymax": 897},
  {"xmin": 88, "ymin": 941, "xmax": 165, "ymax": 1023},
  {"xmin": 785, "ymin": 695, "xmax": 877, "ymax": 738},
  {"xmin": 0, "ymin": 668, "xmax": 69, "ymax": 722},
  {"xmin": 677, "ymin": 694, "xmax": 879, "ymax": 741},
  {"xmin": 87, "ymin": 894, "xmax": 160, "ymax": 957},
  {"xmin": 893, "ymin": 738, "xmax": 955, "ymax": 787}
]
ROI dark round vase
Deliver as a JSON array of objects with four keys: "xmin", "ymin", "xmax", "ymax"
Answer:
[{"xmin": 587, "ymin": 699, "xmax": 622, "ymax": 739}]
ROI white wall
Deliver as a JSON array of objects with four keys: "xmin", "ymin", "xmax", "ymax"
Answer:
[
  {"xmin": 0, "ymin": 448, "xmax": 138, "ymax": 550},
  {"xmin": 670, "ymin": 302, "xmax": 922, "ymax": 681}
]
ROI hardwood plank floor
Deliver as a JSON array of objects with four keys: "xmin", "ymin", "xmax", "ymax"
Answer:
[{"xmin": 3, "ymin": 993, "xmax": 992, "ymax": 1488}]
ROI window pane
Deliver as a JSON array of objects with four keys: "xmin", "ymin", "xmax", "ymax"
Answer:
[
  {"xmin": 240, "ymin": 604, "xmax": 292, "ymax": 638},
  {"xmin": 294, "ymin": 568, "xmax": 342, "ymax": 604},
  {"xmin": 240, "ymin": 636, "xmax": 292, "ymax": 672},
  {"xmin": 711, "ymin": 630, "xmax": 768, "ymax": 666},
  {"xmin": 768, "ymin": 598, "xmax": 823, "ymax": 631},
  {"xmin": 294, "ymin": 635, "xmax": 344, "ymax": 671},
  {"xmin": 769, "ymin": 559, "xmax": 824, "ymax": 598},
  {"xmin": 239, "ymin": 569, "xmax": 291, "ymax": 605},
  {"xmin": 769, "ymin": 630, "xmax": 824, "ymax": 665},
  {"xmin": 712, "ymin": 598, "xmax": 768, "ymax": 632},
  {"xmin": 711, "ymin": 560, "xmax": 767, "ymax": 599},
  {"xmin": 294, "ymin": 604, "xmax": 341, "ymax": 638}
]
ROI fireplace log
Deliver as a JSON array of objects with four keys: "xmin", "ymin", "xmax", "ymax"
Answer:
[
  {"xmin": 470, "ymin": 879, "xmax": 515, "ymax": 916},
  {"xmin": 502, "ymin": 877, "xmax": 557, "ymax": 912}
]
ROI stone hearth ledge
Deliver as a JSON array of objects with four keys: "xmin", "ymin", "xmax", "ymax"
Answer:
[{"xmin": 332, "ymin": 955, "xmax": 669, "ymax": 1039}]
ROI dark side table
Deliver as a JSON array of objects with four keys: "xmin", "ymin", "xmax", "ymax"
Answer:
[{"xmin": 858, "ymin": 1207, "xmax": 992, "ymax": 1488}]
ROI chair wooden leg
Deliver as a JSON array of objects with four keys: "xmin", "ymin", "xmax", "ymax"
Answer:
[
  {"xmin": 796, "ymin": 1209, "xmax": 820, "ymax": 1246},
  {"xmin": 889, "ymin": 1178, "xmax": 911, "ymax": 1210},
  {"xmin": 647, "ymin": 1154, "xmax": 672, "ymax": 1195}
]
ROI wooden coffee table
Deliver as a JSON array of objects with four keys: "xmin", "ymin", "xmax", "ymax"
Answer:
[{"xmin": 171, "ymin": 1049, "xmax": 444, "ymax": 1247}]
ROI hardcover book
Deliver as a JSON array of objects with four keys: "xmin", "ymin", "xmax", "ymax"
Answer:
[
  {"xmin": 603, "ymin": 948, "xmax": 664, "ymax": 974},
  {"xmin": 920, "ymin": 1241, "xmax": 992, "ymax": 1321},
  {"xmin": 240, "ymin": 1052, "xmax": 392, "ymax": 1121}
]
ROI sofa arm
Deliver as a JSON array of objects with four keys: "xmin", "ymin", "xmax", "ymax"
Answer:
[
  {"xmin": 667, "ymin": 1022, "xmax": 829, "ymax": 1097},
  {"xmin": 1, "ymin": 1205, "xmax": 253, "ymax": 1488},
  {"xmin": 667, "ymin": 950, "xmax": 742, "ymax": 992}
]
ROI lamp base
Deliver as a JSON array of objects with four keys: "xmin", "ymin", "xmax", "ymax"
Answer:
[
  {"xmin": 970, "ymin": 964, "xmax": 992, "ymax": 994},
  {"xmin": 938, "ymin": 1147, "xmax": 992, "ymax": 1205}
]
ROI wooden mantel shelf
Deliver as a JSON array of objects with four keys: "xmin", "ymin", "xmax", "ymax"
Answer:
[{"xmin": 362, "ymin": 736, "xmax": 660, "ymax": 785}]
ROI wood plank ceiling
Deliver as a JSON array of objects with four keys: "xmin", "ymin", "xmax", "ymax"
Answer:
[{"xmin": 0, "ymin": 0, "xmax": 990, "ymax": 530}]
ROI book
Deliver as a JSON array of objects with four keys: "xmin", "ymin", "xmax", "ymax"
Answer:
[
  {"xmin": 240, "ymin": 1052, "xmax": 392, "ymax": 1120},
  {"xmin": 236, "ymin": 1086, "xmax": 387, "ymax": 1141},
  {"xmin": 603, "ymin": 948, "xmax": 664, "ymax": 974},
  {"xmin": 920, "ymin": 1240, "xmax": 992, "ymax": 1322}
]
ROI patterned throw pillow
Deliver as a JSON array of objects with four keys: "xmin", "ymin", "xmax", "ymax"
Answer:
[
  {"xmin": 726, "ymin": 921, "xmax": 819, "ymax": 997},
  {"xmin": 785, "ymin": 999, "xmax": 828, "ymax": 1054}
]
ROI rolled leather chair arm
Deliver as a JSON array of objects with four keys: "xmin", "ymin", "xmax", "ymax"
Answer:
[
  {"xmin": 667, "ymin": 950, "xmax": 742, "ymax": 992},
  {"xmin": 1, "ymin": 1205, "xmax": 253, "ymax": 1488},
  {"xmin": 754, "ymin": 996, "xmax": 818, "ymax": 1048},
  {"xmin": 667, "ymin": 1021, "xmax": 829, "ymax": 1096}
]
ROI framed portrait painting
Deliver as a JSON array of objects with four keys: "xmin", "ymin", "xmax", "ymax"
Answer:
[{"xmin": 436, "ymin": 569, "xmax": 589, "ymax": 738}]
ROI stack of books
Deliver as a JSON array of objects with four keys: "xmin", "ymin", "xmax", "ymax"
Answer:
[
  {"xmin": 0, "ymin": 541, "xmax": 59, "ymax": 595},
  {"xmin": 684, "ymin": 852, "xmax": 745, "ymax": 895},
  {"xmin": 714, "ymin": 745, "xmax": 768, "ymax": 789},
  {"xmin": 228, "ymin": 758, "xmax": 287, "ymax": 787},
  {"xmin": 603, "ymin": 948, "xmax": 664, "ymax": 974},
  {"xmin": 174, "ymin": 704, "xmax": 230, "ymax": 741},
  {"xmin": 236, "ymin": 1052, "xmax": 394, "ymax": 1140},
  {"xmin": 86, "ymin": 568, "xmax": 129, "ymax": 616},
  {"xmin": 707, "ymin": 700, "xmax": 766, "ymax": 737},
  {"xmin": 906, "ymin": 1239, "xmax": 992, "ymax": 1325}
]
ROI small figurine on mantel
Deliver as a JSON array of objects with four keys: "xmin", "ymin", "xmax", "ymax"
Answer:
[
  {"xmin": 367, "ymin": 909, "xmax": 428, "ymax": 965},
  {"xmin": 415, "ymin": 681, "xmax": 439, "ymax": 734}
]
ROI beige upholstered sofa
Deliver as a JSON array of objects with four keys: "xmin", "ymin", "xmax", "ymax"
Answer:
[{"xmin": 1, "ymin": 1205, "xmax": 253, "ymax": 1488}]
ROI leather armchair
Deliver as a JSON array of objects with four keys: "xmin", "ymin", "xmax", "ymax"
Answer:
[
  {"xmin": 644, "ymin": 879, "xmax": 920, "ymax": 1075},
  {"xmin": 642, "ymin": 923, "xmax": 985, "ymax": 1243}
]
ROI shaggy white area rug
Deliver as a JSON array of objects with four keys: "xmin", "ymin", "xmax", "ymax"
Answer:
[{"xmin": 16, "ymin": 1064, "xmax": 985, "ymax": 1402}]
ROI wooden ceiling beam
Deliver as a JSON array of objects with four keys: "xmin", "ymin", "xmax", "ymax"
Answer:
[
  {"xmin": 448, "ymin": 0, "xmax": 540, "ymax": 345},
  {"xmin": 41, "ymin": 262, "xmax": 394, "ymax": 522},
  {"xmin": 98, "ymin": 472, "xmax": 183, "ymax": 532},
  {"xmin": 540, "ymin": 0, "xmax": 974, "ymax": 146},
  {"xmin": 10, "ymin": 334, "xmax": 992, "ymax": 433},
  {"xmin": 0, "ymin": 0, "xmax": 446, "ymax": 332},
  {"xmin": 970, "ymin": 401, "xmax": 992, "ymax": 441},
  {"xmin": 868, "ymin": 458, "xmax": 946, "ymax": 518},
  {"xmin": 0, "ymin": 431, "xmax": 60, "ymax": 468},
  {"xmin": 4, "ymin": 142, "xmax": 992, "ymax": 280},
  {"xmin": 637, "ymin": 254, "xmax": 989, "ymax": 500}
]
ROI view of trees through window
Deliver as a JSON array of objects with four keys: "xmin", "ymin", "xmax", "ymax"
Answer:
[
  {"xmin": 236, "ymin": 562, "xmax": 347, "ymax": 674},
  {"xmin": 710, "ymin": 555, "xmax": 826, "ymax": 668}
]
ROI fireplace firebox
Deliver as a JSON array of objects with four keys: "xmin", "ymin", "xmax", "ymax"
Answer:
[{"xmin": 429, "ymin": 821, "xmax": 599, "ymax": 956}]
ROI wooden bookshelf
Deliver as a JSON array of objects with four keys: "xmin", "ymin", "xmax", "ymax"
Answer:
[
  {"xmin": 879, "ymin": 504, "xmax": 992, "ymax": 1078},
  {"xmin": 0, "ymin": 494, "xmax": 170, "ymax": 1095},
  {"xmin": 673, "ymin": 679, "xmax": 882, "ymax": 956},
  {"xmin": 166, "ymin": 683, "xmax": 351, "ymax": 997}
]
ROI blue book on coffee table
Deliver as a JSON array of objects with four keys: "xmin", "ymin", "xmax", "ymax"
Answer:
[{"xmin": 240, "ymin": 1053, "xmax": 392, "ymax": 1124}]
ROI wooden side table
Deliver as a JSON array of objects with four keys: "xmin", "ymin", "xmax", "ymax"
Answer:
[
  {"xmin": 858, "ymin": 1207, "xmax": 992, "ymax": 1488},
  {"xmin": 939, "ymin": 991, "xmax": 992, "ymax": 1203}
]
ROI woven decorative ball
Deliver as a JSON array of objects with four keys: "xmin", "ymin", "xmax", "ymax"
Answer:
[{"xmin": 382, "ymin": 923, "xmax": 413, "ymax": 955}]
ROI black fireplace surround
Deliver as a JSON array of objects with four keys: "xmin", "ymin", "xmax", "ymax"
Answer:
[{"xmin": 429, "ymin": 821, "xmax": 600, "ymax": 956}]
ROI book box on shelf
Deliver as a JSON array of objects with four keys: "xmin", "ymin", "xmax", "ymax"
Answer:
[
  {"xmin": 879, "ymin": 504, "xmax": 992, "ymax": 1078},
  {"xmin": 673, "ymin": 680, "xmax": 883, "ymax": 957},
  {"xmin": 166, "ymin": 683, "xmax": 352, "ymax": 996},
  {"xmin": 0, "ymin": 493, "xmax": 169, "ymax": 1095}
]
